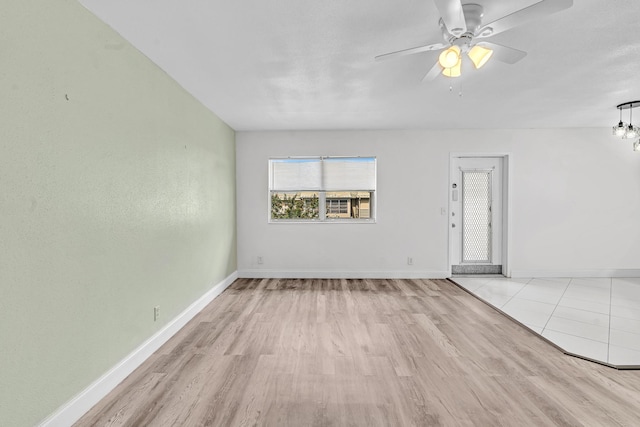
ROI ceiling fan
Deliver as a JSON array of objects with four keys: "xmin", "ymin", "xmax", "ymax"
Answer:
[{"xmin": 375, "ymin": 0, "xmax": 573, "ymax": 80}]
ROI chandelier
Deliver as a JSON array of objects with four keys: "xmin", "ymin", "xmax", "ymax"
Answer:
[{"xmin": 613, "ymin": 101, "xmax": 640, "ymax": 150}]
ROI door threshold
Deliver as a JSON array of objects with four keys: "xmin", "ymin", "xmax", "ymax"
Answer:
[{"xmin": 452, "ymin": 265, "xmax": 502, "ymax": 275}]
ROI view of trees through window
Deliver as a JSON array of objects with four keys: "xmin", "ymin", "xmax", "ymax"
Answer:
[{"xmin": 270, "ymin": 192, "xmax": 319, "ymax": 219}]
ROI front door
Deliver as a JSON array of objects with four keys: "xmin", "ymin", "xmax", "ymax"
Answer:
[{"xmin": 450, "ymin": 157, "xmax": 503, "ymax": 275}]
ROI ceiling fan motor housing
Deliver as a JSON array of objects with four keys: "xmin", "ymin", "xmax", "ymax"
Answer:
[
  {"xmin": 440, "ymin": 3, "xmax": 484, "ymax": 42},
  {"xmin": 452, "ymin": 34, "xmax": 473, "ymax": 53}
]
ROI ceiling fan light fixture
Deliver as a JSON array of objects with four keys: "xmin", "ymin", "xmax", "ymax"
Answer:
[
  {"xmin": 442, "ymin": 59, "xmax": 462, "ymax": 78},
  {"xmin": 468, "ymin": 45, "xmax": 493, "ymax": 69},
  {"xmin": 438, "ymin": 45, "xmax": 461, "ymax": 69},
  {"xmin": 634, "ymin": 140, "xmax": 640, "ymax": 152},
  {"xmin": 376, "ymin": 0, "xmax": 574, "ymax": 81}
]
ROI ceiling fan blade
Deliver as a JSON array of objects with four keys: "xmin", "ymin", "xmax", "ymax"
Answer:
[
  {"xmin": 477, "ymin": 42, "xmax": 527, "ymax": 64},
  {"xmin": 433, "ymin": 0, "xmax": 467, "ymax": 36},
  {"xmin": 375, "ymin": 43, "xmax": 447, "ymax": 61},
  {"xmin": 422, "ymin": 62, "xmax": 442, "ymax": 81},
  {"xmin": 476, "ymin": 0, "xmax": 573, "ymax": 38}
]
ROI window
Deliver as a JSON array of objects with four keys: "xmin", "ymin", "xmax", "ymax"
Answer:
[
  {"xmin": 269, "ymin": 157, "xmax": 376, "ymax": 222},
  {"xmin": 326, "ymin": 198, "xmax": 348, "ymax": 215}
]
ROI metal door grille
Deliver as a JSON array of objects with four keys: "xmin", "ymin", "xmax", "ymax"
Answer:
[{"xmin": 461, "ymin": 170, "xmax": 492, "ymax": 263}]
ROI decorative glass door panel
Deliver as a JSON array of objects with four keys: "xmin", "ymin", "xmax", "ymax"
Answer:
[{"xmin": 461, "ymin": 170, "xmax": 492, "ymax": 263}]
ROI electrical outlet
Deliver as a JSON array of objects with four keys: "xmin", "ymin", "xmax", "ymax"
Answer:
[
  {"xmin": 257, "ymin": 256, "xmax": 264, "ymax": 264},
  {"xmin": 407, "ymin": 257, "xmax": 413, "ymax": 265},
  {"xmin": 154, "ymin": 306, "xmax": 160, "ymax": 321}
]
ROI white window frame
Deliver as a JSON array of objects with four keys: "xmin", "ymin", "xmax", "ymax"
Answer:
[{"xmin": 268, "ymin": 156, "xmax": 376, "ymax": 224}]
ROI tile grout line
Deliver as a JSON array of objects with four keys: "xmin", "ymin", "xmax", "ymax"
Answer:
[
  {"xmin": 543, "ymin": 326, "xmax": 610, "ymax": 346},
  {"xmin": 498, "ymin": 277, "xmax": 533, "ymax": 310},
  {"xmin": 540, "ymin": 278, "xmax": 572, "ymax": 333}
]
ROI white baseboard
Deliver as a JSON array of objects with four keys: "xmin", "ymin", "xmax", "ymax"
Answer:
[
  {"xmin": 241, "ymin": 269, "xmax": 640, "ymax": 280},
  {"xmin": 238, "ymin": 269, "xmax": 450, "ymax": 279},
  {"xmin": 39, "ymin": 271, "xmax": 238, "ymax": 427},
  {"xmin": 510, "ymin": 269, "xmax": 640, "ymax": 278}
]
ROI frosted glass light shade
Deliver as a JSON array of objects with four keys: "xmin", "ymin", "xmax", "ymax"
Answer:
[
  {"xmin": 442, "ymin": 59, "xmax": 462, "ymax": 77},
  {"xmin": 438, "ymin": 46, "xmax": 461, "ymax": 69},
  {"xmin": 613, "ymin": 121, "xmax": 627, "ymax": 137},
  {"xmin": 634, "ymin": 140, "xmax": 640, "ymax": 151},
  {"xmin": 468, "ymin": 45, "xmax": 493, "ymax": 69},
  {"xmin": 624, "ymin": 125, "xmax": 639, "ymax": 139}
]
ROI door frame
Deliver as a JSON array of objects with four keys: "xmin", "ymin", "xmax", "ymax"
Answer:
[{"xmin": 448, "ymin": 153, "xmax": 512, "ymax": 277}]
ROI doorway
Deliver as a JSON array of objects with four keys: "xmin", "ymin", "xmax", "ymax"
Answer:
[{"xmin": 449, "ymin": 155, "xmax": 508, "ymax": 276}]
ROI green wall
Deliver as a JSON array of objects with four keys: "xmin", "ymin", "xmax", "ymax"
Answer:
[{"xmin": 0, "ymin": 1, "xmax": 237, "ymax": 425}]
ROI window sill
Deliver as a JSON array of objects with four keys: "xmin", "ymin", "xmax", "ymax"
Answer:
[{"xmin": 268, "ymin": 219, "xmax": 376, "ymax": 224}]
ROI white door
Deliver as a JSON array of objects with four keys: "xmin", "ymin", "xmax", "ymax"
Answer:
[{"xmin": 450, "ymin": 157, "xmax": 503, "ymax": 275}]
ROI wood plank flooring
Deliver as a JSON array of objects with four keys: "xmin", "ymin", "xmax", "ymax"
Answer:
[{"xmin": 75, "ymin": 279, "xmax": 640, "ymax": 426}]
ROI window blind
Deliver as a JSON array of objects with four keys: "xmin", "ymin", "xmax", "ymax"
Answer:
[
  {"xmin": 270, "ymin": 157, "xmax": 376, "ymax": 191},
  {"xmin": 270, "ymin": 158, "xmax": 322, "ymax": 191},
  {"xmin": 322, "ymin": 157, "xmax": 376, "ymax": 191}
]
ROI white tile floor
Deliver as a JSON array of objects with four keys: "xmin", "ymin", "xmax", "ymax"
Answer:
[{"xmin": 451, "ymin": 276, "xmax": 640, "ymax": 368}]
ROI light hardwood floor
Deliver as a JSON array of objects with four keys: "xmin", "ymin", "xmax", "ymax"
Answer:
[{"xmin": 76, "ymin": 279, "xmax": 640, "ymax": 426}]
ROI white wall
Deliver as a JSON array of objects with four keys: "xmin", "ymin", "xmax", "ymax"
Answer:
[{"xmin": 237, "ymin": 129, "xmax": 640, "ymax": 278}]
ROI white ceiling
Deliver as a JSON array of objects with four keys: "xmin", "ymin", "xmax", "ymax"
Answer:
[{"xmin": 79, "ymin": 0, "xmax": 640, "ymax": 131}]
